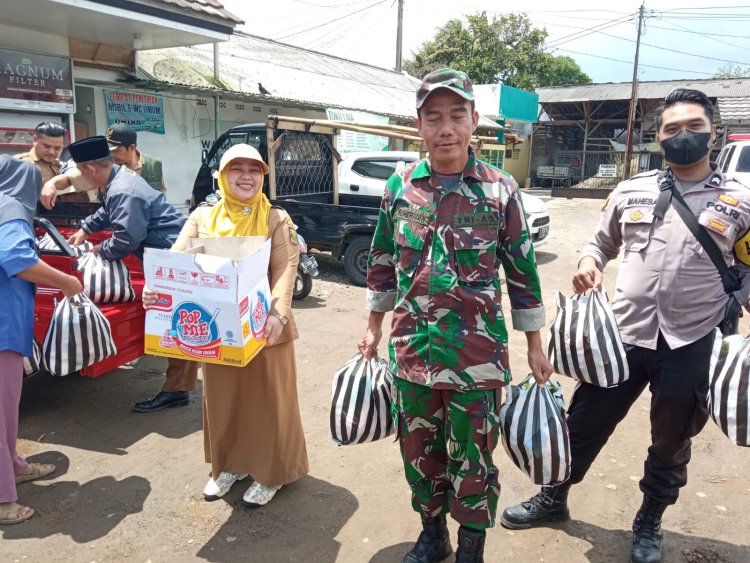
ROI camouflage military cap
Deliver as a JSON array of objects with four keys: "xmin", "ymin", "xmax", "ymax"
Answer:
[{"xmin": 416, "ymin": 68, "xmax": 474, "ymax": 110}]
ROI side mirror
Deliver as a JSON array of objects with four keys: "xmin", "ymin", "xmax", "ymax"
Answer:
[{"xmin": 201, "ymin": 149, "xmax": 209, "ymax": 163}]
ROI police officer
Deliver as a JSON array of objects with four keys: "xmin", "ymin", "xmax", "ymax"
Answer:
[
  {"xmin": 359, "ymin": 68, "xmax": 552, "ymax": 563},
  {"xmin": 39, "ymin": 123, "xmax": 165, "ymax": 209},
  {"xmin": 15, "ymin": 122, "xmax": 91, "ymax": 203},
  {"xmin": 501, "ymin": 89, "xmax": 750, "ymax": 563},
  {"xmin": 65, "ymin": 136, "xmax": 199, "ymax": 413}
]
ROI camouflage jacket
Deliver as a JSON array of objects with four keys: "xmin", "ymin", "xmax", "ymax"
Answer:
[{"xmin": 366, "ymin": 150, "xmax": 545, "ymax": 390}]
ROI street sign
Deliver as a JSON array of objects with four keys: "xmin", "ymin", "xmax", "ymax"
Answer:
[{"xmin": 599, "ymin": 164, "xmax": 618, "ymax": 177}]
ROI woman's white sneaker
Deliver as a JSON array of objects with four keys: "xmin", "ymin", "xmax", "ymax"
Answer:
[
  {"xmin": 203, "ymin": 471, "xmax": 248, "ymax": 501},
  {"xmin": 242, "ymin": 482, "xmax": 281, "ymax": 508}
]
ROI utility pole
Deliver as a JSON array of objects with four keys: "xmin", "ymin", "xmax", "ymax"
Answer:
[
  {"xmin": 623, "ymin": 2, "xmax": 645, "ymax": 180},
  {"xmin": 395, "ymin": 0, "xmax": 404, "ymax": 72}
]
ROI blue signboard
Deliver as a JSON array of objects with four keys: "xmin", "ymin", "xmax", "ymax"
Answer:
[{"xmin": 103, "ymin": 89, "xmax": 165, "ymax": 134}]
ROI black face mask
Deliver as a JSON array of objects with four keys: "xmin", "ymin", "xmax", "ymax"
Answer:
[{"xmin": 660, "ymin": 130, "xmax": 711, "ymax": 165}]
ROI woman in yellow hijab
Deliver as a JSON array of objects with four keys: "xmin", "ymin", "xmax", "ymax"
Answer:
[{"xmin": 144, "ymin": 144, "xmax": 308, "ymax": 507}]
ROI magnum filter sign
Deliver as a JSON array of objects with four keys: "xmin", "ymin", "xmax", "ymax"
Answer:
[{"xmin": 0, "ymin": 48, "xmax": 74, "ymax": 113}]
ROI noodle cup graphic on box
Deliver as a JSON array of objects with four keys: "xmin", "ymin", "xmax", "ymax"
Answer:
[{"xmin": 143, "ymin": 237, "xmax": 272, "ymax": 367}]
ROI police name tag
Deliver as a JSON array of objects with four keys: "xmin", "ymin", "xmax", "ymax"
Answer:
[{"xmin": 699, "ymin": 211, "xmax": 736, "ymax": 239}]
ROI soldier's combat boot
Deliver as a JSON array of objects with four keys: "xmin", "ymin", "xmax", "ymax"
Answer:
[
  {"xmin": 500, "ymin": 484, "xmax": 571, "ymax": 530},
  {"xmin": 402, "ymin": 514, "xmax": 453, "ymax": 563},
  {"xmin": 631, "ymin": 496, "xmax": 667, "ymax": 563},
  {"xmin": 455, "ymin": 526, "xmax": 485, "ymax": 563}
]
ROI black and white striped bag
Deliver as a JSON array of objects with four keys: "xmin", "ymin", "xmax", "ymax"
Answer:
[
  {"xmin": 76, "ymin": 252, "xmax": 135, "ymax": 304},
  {"xmin": 42, "ymin": 293, "xmax": 117, "ymax": 376},
  {"xmin": 37, "ymin": 233, "xmax": 92, "ymax": 256},
  {"xmin": 330, "ymin": 354, "xmax": 394, "ymax": 445},
  {"xmin": 23, "ymin": 337, "xmax": 43, "ymax": 379},
  {"xmin": 547, "ymin": 290, "xmax": 629, "ymax": 387},
  {"xmin": 499, "ymin": 376, "xmax": 571, "ymax": 485},
  {"xmin": 708, "ymin": 330, "xmax": 750, "ymax": 447}
]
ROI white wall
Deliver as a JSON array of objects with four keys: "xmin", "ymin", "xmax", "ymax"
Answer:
[{"xmin": 0, "ymin": 23, "xmax": 69, "ymax": 56}]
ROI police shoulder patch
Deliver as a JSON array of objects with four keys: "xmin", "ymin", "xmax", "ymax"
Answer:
[{"xmin": 734, "ymin": 230, "xmax": 750, "ymax": 266}]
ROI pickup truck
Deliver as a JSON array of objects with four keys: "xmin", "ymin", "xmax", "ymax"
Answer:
[
  {"xmin": 192, "ymin": 122, "xmax": 379, "ymax": 286},
  {"xmin": 33, "ymin": 205, "xmax": 146, "ymax": 377},
  {"xmin": 716, "ymin": 140, "xmax": 750, "ymax": 187}
]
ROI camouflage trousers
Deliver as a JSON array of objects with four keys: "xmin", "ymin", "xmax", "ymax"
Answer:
[{"xmin": 391, "ymin": 377, "xmax": 501, "ymax": 530}]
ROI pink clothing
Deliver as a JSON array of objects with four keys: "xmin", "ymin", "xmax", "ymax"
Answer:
[{"xmin": 0, "ymin": 350, "xmax": 28, "ymax": 502}]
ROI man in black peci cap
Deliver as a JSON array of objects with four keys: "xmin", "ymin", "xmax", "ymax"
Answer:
[{"xmin": 66, "ymin": 136, "xmax": 199, "ymax": 414}]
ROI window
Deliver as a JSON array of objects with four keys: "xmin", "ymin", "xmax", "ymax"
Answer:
[
  {"xmin": 721, "ymin": 145, "xmax": 736, "ymax": 173},
  {"xmin": 737, "ymin": 146, "xmax": 750, "ymax": 173},
  {"xmin": 351, "ymin": 159, "xmax": 399, "ymax": 180}
]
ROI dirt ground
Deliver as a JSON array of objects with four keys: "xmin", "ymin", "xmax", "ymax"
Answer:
[{"xmin": 2, "ymin": 196, "xmax": 749, "ymax": 563}]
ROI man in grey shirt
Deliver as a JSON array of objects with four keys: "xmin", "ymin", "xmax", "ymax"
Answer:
[{"xmin": 501, "ymin": 89, "xmax": 750, "ymax": 563}]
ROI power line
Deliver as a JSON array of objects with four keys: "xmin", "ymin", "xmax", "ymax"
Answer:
[
  {"xmin": 546, "ymin": 14, "xmax": 636, "ymax": 48},
  {"xmin": 652, "ymin": 19, "xmax": 750, "ymax": 52},
  {"xmin": 543, "ymin": 18, "xmax": 750, "ymax": 66},
  {"xmin": 554, "ymin": 48, "xmax": 715, "ymax": 76},
  {"xmin": 276, "ymin": 0, "xmax": 389, "ymax": 41}
]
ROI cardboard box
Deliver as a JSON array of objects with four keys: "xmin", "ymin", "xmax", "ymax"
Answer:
[{"xmin": 143, "ymin": 237, "xmax": 271, "ymax": 367}]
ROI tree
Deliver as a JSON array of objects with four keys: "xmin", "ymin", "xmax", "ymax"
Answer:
[
  {"xmin": 714, "ymin": 64, "xmax": 750, "ymax": 79},
  {"xmin": 403, "ymin": 12, "xmax": 550, "ymax": 90},
  {"xmin": 538, "ymin": 55, "xmax": 592, "ymax": 87}
]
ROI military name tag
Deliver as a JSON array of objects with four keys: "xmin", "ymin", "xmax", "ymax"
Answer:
[
  {"xmin": 395, "ymin": 206, "xmax": 432, "ymax": 226},
  {"xmin": 453, "ymin": 212, "xmax": 501, "ymax": 228}
]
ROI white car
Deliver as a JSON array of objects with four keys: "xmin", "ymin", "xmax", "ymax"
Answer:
[
  {"xmin": 338, "ymin": 151, "xmax": 550, "ymax": 246},
  {"xmin": 716, "ymin": 140, "xmax": 750, "ymax": 187}
]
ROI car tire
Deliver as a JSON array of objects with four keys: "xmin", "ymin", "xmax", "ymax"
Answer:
[{"xmin": 343, "ymin": 235, "xmax": 371, "ymax": 287}]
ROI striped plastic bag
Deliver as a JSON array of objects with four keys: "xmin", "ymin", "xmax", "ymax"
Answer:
[
  {"xmin": 547, "ymin": 290, "xmax": 629, "ymax": 387},
  {"xmin": 708, "ymin": 329, "xmax": 750, "ymax": 447},
  {"xmin": 42, "ymin": 293, "xmax": 117, "ymax": 376},
  {"xmin": 330, "ymin": 354, "xmax": 394, "ymax": 445},
  {"xmin": 76, "ymin": 252, "xmax": 135, "ymax": 304},
  {"xmin": 499, "ymin": 375, "xmax": 571, "ymax": 485},
  {"xmin": 23, "ymin": 337, "xmax": 43, "ymax": 379},
  {"xmin": 37, "ymin": 233, "xmax": 92, "ymax": 256}
]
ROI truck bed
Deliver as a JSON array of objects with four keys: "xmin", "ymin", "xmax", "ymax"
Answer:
[{"xmin": 34, "ymin": 212, "xmax": 146, "ymax": 378}]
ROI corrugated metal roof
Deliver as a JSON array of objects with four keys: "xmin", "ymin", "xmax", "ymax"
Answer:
[
  {"xmin": 145, "ymin": 0, "xmax": 242, "ymax": 25},
  {"xmin": 139, "ymin": 33, "xmax": 421, "ymax": 119},
  {"xmin": 718, "ymin": 97, "xmax": 750, "ymax": 123},
  {"xmin": 138, "ymin": 32, "xmax": 500, "ymax": 130},
  {"xmin": 538, "ymin": 78, "xmax": 750, "ymax": 103}
]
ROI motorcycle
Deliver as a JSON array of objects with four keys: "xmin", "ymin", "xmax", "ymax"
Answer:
[{"xmin": 294, "ymin": 233, "xmax": 318, "ymax": 300}]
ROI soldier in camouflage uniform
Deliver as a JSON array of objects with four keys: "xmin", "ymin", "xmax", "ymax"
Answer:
[{"xmin": 359, "ymin": 68, "xmax": 553, "ymax": 563}]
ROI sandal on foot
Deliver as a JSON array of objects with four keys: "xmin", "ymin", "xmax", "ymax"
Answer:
[
  {"xmin": 16, "ymin": 463, "xmax": 56, "ymax": 484},
  {"xmin": 0, "ymin": 502, "xmax": 35, "ymax": 525}
]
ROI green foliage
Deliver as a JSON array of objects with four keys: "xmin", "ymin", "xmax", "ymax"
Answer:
[
  {"xmin": 714, "ymin": 64, "xmax": 750, "ymax": 79},
  {"xmin": 403, "ymin": 12, "xmax": 553, "ymax": 91},
  {"xmin": 538, "ymin": 55, "xmax": 592, "ymax": 87}
]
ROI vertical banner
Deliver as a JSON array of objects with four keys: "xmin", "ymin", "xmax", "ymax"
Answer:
[{"xmin": 103, "ymin": 89, "xmax": 165, "ymax": 134}]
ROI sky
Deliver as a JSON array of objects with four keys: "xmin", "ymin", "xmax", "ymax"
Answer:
[{"xmin": 220, "ymin": 0, "xmax": 750, "ymax": 85}]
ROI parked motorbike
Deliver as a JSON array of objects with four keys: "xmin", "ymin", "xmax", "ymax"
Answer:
[{"xmin": 294, "ymin": 233, "xmax": 318, "ymax": 300}]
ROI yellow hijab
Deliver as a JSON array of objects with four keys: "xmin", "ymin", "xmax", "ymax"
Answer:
[{"xmin": 205, "ymin": 152, "xmax": 271, "ymax": 238}]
